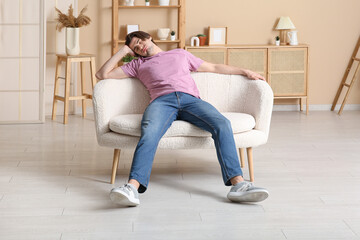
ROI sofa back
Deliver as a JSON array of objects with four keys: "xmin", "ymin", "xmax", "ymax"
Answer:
[
  {"xmin": 97, "ymin": 72, "xmax": 259, "ymax": 114},
  {"xmin": 93, "ymin": 72, "xmax": 273, "ymax": 138}
]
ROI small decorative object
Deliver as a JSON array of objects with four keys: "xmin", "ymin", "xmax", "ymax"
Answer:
[
  {"xmin": 122, "ymin": 54, "xmax": 137, "ymax": 64},
  {"xmin": 157, "ymin": 28, "xmax": 170, "ymax": 40},
  {"xmin": 287, "ymin": 30, "xmax": 298, "ymax": 45},
  {"xmin": 208, "ymin": 27, "xmax": 227, "ymax": 45},
  {"xmin": 158, "ymin": 0, "xmax": 170, "ymax": 6},
  {"xmin": 190, "ymin": 36, "xmax": 200, "ymax": 47},
  {"xmin": 127, "ymin": 24, "xmax": 139, "ymax": 34},
  {"xmin": 275, "ymin": 36, "xmax": 280, "ymax": 46},
  {"xmin": 145, "ymin": 0, "xmax": 150, "ymax": 6},
  {"xmin": 125, "ymin": 0, "xmax": 135, "ymax": 6},
  {"xmin": 197, "ymin": 34, "xmax": 207, "ymax": 46},
  {"xmin": 275, "ymin": 16, "xmax": 296, "ymax": 45},
  {"xmin": 55, "ymin": 4, "xmax": 91, "ymax": 56},
  {"xmin": 170, "ymin": 30, "xmax": 176, "ymax": 41}
]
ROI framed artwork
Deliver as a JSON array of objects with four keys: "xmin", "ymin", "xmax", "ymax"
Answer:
[
  {"xmin": 208, "ymin": 27, "xmax": 228, "ymax": 45},
  {"xmin": 127, "ymin": 24, "xmax": 140, "ymax": 34}
]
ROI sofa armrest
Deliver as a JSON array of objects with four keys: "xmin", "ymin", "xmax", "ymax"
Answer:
[
  {"xmin": 92, "ymin": 78, "xmax": 150, "ymax": 142},
  {"xmin": 239, "ymin": 79, "xmax": 274, "ymax": 138}
]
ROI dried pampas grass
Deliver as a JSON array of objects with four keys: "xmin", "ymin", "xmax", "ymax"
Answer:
[{"xmin": 55, "ymin": 4, "xmax": 91, "ymax": 31}]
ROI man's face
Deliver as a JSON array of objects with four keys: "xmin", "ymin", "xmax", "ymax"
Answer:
[{"xmin": 129, "ymin": 36, "xmax": 154, "ymax": 57}]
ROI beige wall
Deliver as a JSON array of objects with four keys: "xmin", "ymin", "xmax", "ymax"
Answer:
[{"xmin": 78, "ymin": 0, "xmax": 360, "ymax": 106}]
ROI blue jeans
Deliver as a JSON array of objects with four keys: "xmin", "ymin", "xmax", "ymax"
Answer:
[{"xmin": 130, "ymin": 92, "xmax": 243, "ymax": 193}]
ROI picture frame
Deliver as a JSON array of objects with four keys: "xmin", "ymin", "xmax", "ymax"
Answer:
[
  {"xmin": 208, "ymin": 27, "xmax": 228, "ymax": 45},
  {"xmin": 127, "ymin": 24, "xmax": 140, "ymax": 34}
]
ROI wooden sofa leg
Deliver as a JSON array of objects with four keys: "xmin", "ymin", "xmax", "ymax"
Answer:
[
  {"xmin": 246, "ymin": 147, "xmax": 254, "ymax": 182},
  {"xmin": 111, "ymin": 149, "xmax": 121, "ymax": 184},
  {"xmin": 238, "ymin": 148, "xmax": 245, "ymax": 168}
]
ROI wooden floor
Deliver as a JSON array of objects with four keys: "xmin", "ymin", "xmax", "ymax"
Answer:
[{"xmin": 0, "ymin": 111, "xmax": 360, "ymax": 240}]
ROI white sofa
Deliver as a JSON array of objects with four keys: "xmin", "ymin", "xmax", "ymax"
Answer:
[{"xmin": 93, "ymin": 72, "xmax": 274, "ymax": 184}]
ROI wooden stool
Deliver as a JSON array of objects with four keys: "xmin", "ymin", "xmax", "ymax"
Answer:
[{"xmin": 52, "ymin": 54, "xmax": 97, "ymax": 124}]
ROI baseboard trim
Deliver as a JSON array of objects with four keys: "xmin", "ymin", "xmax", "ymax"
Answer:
[
  {"xmin": 74, "ymin": 106, "xmax": 94, "ymax": 115},
  {"xmin": 45, "ymin": 104, "xmax": 360, "ymax": 117},
  {"xmin": 273, "ymin": 104, "xmax": 360, "ymax": 111}
]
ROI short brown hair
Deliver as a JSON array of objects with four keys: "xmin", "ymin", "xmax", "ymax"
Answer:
[{"xmin": 125, "ymin": 31, "xmax": 156, "ymax": 56}]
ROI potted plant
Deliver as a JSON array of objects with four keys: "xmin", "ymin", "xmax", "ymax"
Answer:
[
  {"xmin": 145, "ymin": 0, "xmax": 150, "ymax": 6},
  {"xmin": 55, "ymin": 4, "xmax": 91, "ymax": 55},
  {"xmin": 197, "ymin": 34, "xmax": 207, "ymax": 46},
  {"xmin": 170, "ymin": 30, "xmax": 176, "ymax": 41},
  {"xmin": 275, "ymin": 36, "xmax": 280, "ymax": 46},
  {"xmin": 122, "ymin": 54, "xmax": 137, "ymax": 64}
]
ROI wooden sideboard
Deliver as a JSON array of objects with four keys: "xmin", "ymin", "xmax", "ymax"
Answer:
[{"xmin": 185, "ymin": 45, "xmax": 309, "ymax": 114}]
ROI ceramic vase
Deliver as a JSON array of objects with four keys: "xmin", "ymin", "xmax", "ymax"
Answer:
[
  {"xmin": 125, "ymin": 0, "xmax": 135, "ymax": 6},
  {"xmin": 66, "ymin": 27, "xmax": 80, "ymax": 56},
  {"xmin": 158, "ymin": 0, "xmax": 170, "ymax": 6},
  {"xmin": 157, "ymin": 28, "xmax": 170, "ymax": 40}
]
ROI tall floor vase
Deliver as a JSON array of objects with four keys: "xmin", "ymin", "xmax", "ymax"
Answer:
[{"xmin": 66, "ymin": 27, "xmax": 80, "ymax": 55}]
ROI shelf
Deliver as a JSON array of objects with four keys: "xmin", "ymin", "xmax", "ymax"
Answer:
[
  {"xmin": 118, "ymin": 39, "xmax": 180, "ymax": 44},
  {"xmin": 112, "ymin": 0, "xmax": 185, "ymax": 55},
  {"xmin": 118, "ymin": 5, "xmax": 180, "ymax": 8}
]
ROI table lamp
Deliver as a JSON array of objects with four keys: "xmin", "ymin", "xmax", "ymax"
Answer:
[{"xmin": 275, "ymin": 16, "xmax": 296, "ymax": 45}]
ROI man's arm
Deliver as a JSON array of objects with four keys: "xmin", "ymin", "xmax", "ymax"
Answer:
[
  {"xmin": 197, "ymin": 61, "xmax": 266, "ymax": 81},
  {"xmin": 95, "ymin": 45, "xmax": 134, "ymax": 80}
]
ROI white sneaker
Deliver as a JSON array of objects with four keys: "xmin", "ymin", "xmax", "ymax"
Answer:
[
  {"xmin": 227, "ymin": 181, "xmax": 269, "ymax": 203},
  {"xmin": 110, "ymin": 183, "xmax": 140, "ymax": 207}
]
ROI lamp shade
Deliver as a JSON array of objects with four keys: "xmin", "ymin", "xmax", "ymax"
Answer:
[{"xmin": 275, "ymin": 16, "xmax": 296, "ymax": 30}]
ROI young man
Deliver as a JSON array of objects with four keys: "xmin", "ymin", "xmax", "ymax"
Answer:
[{"xmin": 96, "ymin": 31, "xmax": 269, "ymax": 207}]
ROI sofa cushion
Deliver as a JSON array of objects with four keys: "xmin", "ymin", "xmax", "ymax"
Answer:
[{"xmin": 109, "ymin": 112, "xmax": 255, "ymax": 138}]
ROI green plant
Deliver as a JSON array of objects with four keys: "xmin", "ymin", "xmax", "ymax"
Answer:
[
  {"xmin": 197, "ymin": 34, "xmax": 206, "ymax": 37},
  {"xmin": 122, "ymin": 54, "xmax": 137, "ymax": 62},
  {"xmin": 275, "ymin": 36, "xmax": 280, "ymax": 41},
  {"xmin": 171, "ymin": 31, "xmax": 175, "ymax": 36},
  {"xmin": 145, "ymin": 0, "xmax": 149, "ymax": 2}
]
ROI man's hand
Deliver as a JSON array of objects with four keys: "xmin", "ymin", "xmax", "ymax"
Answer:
[
  {"xmin": 243, "ymin": 69, "xmax": 266, "ymax": 81},
  {"xmin": 122, "ymin": 45, "xmax": 135, "ymax": 56}
]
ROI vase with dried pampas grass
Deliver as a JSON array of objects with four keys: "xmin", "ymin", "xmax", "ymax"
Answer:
[{"xmin": 55, "ymin": 5, "xmax": 91, "ymax": 55}]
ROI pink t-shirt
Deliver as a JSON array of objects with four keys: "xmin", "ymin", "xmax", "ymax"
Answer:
[{"xmin": 121, "ymin": 49, "xmax": 204, "ymax": 102}]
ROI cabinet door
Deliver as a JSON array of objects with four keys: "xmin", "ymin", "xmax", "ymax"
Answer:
[
  {"xmin": 228, "ymin": 48, "xmax": 267, "ymax": 77},
  {"xmin": 187, "ymin": 48, "xmax": 226, "ymax": 64},
  {"xmin": 268, "ymin": 48, "xmax": 307, "ymax": 96}
]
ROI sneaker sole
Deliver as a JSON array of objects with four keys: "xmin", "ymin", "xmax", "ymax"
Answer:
[
  {"xmin": 109, "ymin": 191, "xmax": 140, "ymax": 207},
  {"xmin": 227, "ymin": 190, "xmax": 269, "ymax": 203}
]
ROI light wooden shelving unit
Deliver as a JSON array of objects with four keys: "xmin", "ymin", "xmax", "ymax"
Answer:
[
  {"xmin": 112, "ymin": 0, "xmax": 186, "ymax": 55},
  {"xmin": 186, "ymin": 44, "xmax": 310, "ymax": 114}
]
